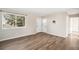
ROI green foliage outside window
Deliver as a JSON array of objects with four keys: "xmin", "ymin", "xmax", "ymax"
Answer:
[{"xmin": 4, "ymin": 14, "xmax": 25, "ymax": 27}]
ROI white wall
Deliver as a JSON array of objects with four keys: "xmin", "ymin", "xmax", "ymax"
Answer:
[
  {"xmin": 45, "ymin": 12, "xmax": 67, "ymax": 37},
  {"xmin": 0, "ymin": 12, "xmax": 2, "ymax": 39},
  {"xmin": 0, "ymin": 12, "xmax": 38, "ymax": 41},
  {"xmin": 66, "ymin": 16, "xmax": 70, "ymax": 36}
]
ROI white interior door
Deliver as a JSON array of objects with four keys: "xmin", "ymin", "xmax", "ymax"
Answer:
[
  {"xmin": 36, "ymin": 18, "xmax": 42, "ymax": 32},
  {"xmin": 42, "ymin": 18, "xmax": 47, "ymax": 32}
]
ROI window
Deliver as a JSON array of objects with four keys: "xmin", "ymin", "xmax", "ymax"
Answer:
[
  {"xmin": 70, "ymin": 17, "xmax": 79, "ymax": 33},
  {"xmin": 2, "ymin": 13, "xmax": 25, "ymax": 29}
]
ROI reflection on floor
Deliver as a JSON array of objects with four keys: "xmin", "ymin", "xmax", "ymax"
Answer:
[
  {"xmin": 67, "ymin": 32, "xmax": 79, "ymax": 49},
  {"xmin": 0, "ymin": 32, "xmax": 79, "ymax": 50}
]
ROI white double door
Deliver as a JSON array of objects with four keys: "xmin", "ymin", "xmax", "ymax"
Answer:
[{"xmin": 36, "ymin": 18, "xmax": 47, "ymax": 32}]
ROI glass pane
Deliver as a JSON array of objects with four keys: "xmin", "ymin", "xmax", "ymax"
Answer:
[{"xmin": 70, "ymin": 17, "xmax": 79, "ymax": 33}]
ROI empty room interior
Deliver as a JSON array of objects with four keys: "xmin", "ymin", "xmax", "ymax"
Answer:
[{"xmin": 0, "ymin": 8, "xmax": 79, "ymax": 50}]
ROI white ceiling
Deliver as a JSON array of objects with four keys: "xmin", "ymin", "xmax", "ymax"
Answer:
[{"xmin": 0, "ymin": 8, "xmax": 79, "ymax": 16}]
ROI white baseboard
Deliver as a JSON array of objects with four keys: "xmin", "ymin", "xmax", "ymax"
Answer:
[
  {"xmin": 0, "ymin": 32, "xmax": 66, "ymax": 42},
  {"xmin": 0, "ymin": 33, "xmax": 37, "ymax": 42},
  {"xmin": 46, "ymin": 32, "xmax": 66, "ymax": 38}
]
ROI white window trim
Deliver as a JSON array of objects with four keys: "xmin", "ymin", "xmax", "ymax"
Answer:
[{"xmin": 2, "ymin": 12, "xmax": 26, "ymax": 29}]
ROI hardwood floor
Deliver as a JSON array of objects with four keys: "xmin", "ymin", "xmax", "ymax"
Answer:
[{"xmin": 0, "ymin": 32, "xmax": 79, "ymax": 50}]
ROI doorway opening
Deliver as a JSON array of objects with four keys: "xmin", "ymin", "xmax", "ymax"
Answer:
[{"xmin": 68, "ymin": 16, "xmax": 79, "ymax": 38}]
